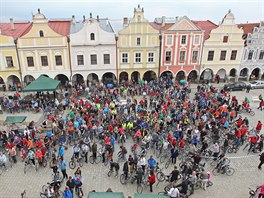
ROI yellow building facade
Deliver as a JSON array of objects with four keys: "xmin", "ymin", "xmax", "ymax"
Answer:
[
  {"xmin": 200, "ymin": 10, "xmax": 244, "ymax": 82},
  {"xmin": 118, "ymin": 5, "xmax": 160, "ymax": 82},
  {"xmin": 17, "ymin": 9, "xmax": 71, "ymax": 86}
]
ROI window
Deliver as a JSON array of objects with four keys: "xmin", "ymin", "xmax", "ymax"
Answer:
[
  {"xmin": 220, "ymin": 50, "xmax": 227, "ymax": 61},
  {"xmin": 55, "ymin": 55, "xmax": 62, "ymax": 66},
  {"xmin": 39, "ymin": 30, "xmax": 44, "ymax": 37},
  {"xmin": 230, "ymin": 50, "xmax": 237, "ymax": 60},
  {"xmin": 136, "ymin": 37, "xmax": 141, "ymax": 45},
  {"xmin": 167, "ymin": 35, "xmax": 172, "ymax": 45},
  {"xmin": 194, "ymin": 35, "xmax": 200, "ymax": 45},
  {"xmin": 91, "ymin": 54, "xmax": 97, "ymax": 65},
  {"xmin": 90, "ymin": 33, "xmax": 95, "ymax": 40},
  {"xmin": 181, "ymin": 35, "xmax": 187, "ymax": 45},
  {"xmin": 165, "ymin": 51, "xmax": 171, "ymax": 62},
  {"xmin": 192, "ymin": 51, "xmax": 198, "ymax": 62},
  {"xmin": 27, "ymin": 57, "xmax": 34, "ymax": 67},
  {"xmin": 5, "ymin": 56, "xmax": 14, "ymax": 67},
  {"xmin": 122, "ymin": 53, "xmax": 128, "ymax": 63},
  {"xmin": 148, "ymin": 52, "xmax": 154, "ymax": 62},
  {"xmin": 135, "ymin": 53, "xmax": 141, "ymax": 63},
  {"xmin": 207, "ymin": 51, "xmax": 214, "ymax": 61},
  {"xmin": 104, "ymin": 54, "xmax": 110, "ymax": 64},
  {"xmin": 41, "ymin": 56, "xmax": 48, "ymax": 66},
  {"xmin": 248, "ymin": 50, "xmax": 253, "ymax": 60},
  {"xmin": 259, "ymin": 51, "xmax": 264, "ymax": 60},
  {"xmin": 179, "ymin": 51, "xmax": 186, "ymax": 62},
  {"xmin": 223, "ymin": 36, "xmax": 228, "ymax": 43},
  {"xmin": 77, "ymin": 55, "xmax": 84, "ymax": 65}
]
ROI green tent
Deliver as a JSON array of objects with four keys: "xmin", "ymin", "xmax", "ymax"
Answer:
[
  {"xmin": 23, "ymin": 75, "xmax": 60, "ymax": 92},
  {"xmin": 134, "ymin": 194, "xmax": 169, "ymax": 198},
  {"xmin": 4, "ymin": 116, "xmax": 27, "ymax": 124},
  {"xmin": 87, "ymin": 192, "xmax": 125, "ymax": 198}
]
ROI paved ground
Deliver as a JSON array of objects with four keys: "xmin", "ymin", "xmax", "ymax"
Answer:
[{"xmin": 0, "ymin": 84, "xmax": 264, "ymax": 198}]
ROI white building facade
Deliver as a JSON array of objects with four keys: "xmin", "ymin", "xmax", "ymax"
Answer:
[
  {"xmin": 70, "ymin": 15, "xmax": 117, "ymax": 85},
  {"xmin": 240, "ymin": 21, "xmax": 264, "ymax": 80}
]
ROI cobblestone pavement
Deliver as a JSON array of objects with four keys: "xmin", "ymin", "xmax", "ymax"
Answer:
[{"xmin": 0, "ymin": 84, "xmax": 264, "ymax": 198}]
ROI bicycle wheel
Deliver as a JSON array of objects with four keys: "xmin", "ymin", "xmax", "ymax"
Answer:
[
  {"xmin": 165, "ymin": 160, "xmax": 170, "ymax": 169},
  {"xmin": 227, "ymin": 147, "xmax": 234, "ymax": 154},
  {"xmin": 42, "ymin": 159, "xmax": 47, "ymax": 168},
  {"xmin": 212, "ymin": 168, "xmax": 221, "ymax": 176},
  {"xmin": 160, "ymin": 155, "xmax": 167, "ymax": 164},
  {"xmin": 207, "ymin": 180, "xmax": 213, "ymax": 187},
  {"xmin": 156, "ymin": 171, "xmax": 165, "ymax": 182},
  {"xmin": 243, "ymin": 143, "xmax": 249, "ymax": 151},
  {"xmin": 226, "ymin": 167, "xmax": 235, "ymax": 176},
  {"xmin": 89, "ymin": 156, "xmax": 94, "ymax": 164},
  {"xmin": 95, "ymin": 155, "xmax": 102, "ymax": 164},
  {"xmin": 79, "ymin": 161, "xmax": 83, "ymax": 168},
  {"xmin": 40, "ymin": 192, "xmax": 47, "ymax": 198},
  {"xmin": 194, "ymin": 180, "xmax": 201, "ymax": 190},
  {"xmin": 120, "ymin": 174, "xmax": 126, "ymax": 185},
  {"xmin": 250, "ymin": 111, "xmax": 255, "ymax": 116},
  {"xmin": 42, "ymin": 185, "xmax": 48, "ymax": 193},
  {"xmin": 137, "ymin": 184, "xmax": 143, "ymax": 194},
  {"xmin": 210, "ymin": 160, "xmax": 217, "ymax": 167},
  {"xmin": 107, "ymin": 170, "xmax": 112, "ymax": 177},
  {"xmin": 69, "ymin": 161, "xmax": 76, "ymax": 169},
  {"xmin": 164, "ymin": 184, "xmax": 171, "ymax": 192}
]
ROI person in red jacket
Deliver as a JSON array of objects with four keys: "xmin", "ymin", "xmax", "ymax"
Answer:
[
  {"xmin": 148, "ymin": 171, "xmax": 156, "ymax": 192},
  {"xmin": 256, "ymin": 121, "xmax": 262, "ymax": 133}
]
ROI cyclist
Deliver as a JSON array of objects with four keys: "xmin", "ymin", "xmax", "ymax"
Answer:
[
  {"xmin": 170, "ymin": 166, "xmax": 180, "ymax": 183},
  {"xmin": 0, "ymin": 152, "xmax": 8, "ymax": 171},
  {"xmin": 35, "ymin": 148, "xmax": 43, "ymax": 165},
  {"xmin": 73, "ymin": 143, "xmax": 81, "ymax": 159},
  {"xmin": 63, "ymin": 186, "xmax": 73, "ymax": 198},
  {"xmin": 27, "ymin": 149, "xmax": 35, "ymax": 166},
  {"xmin": 147, "ymin": 155, "xmax": 157, "ymax": 171},
  {"xmin": 109, "ymin": 159, "xmax": 120, "ymax": 176},
  {"xmin": 167, "ymin": 184, "xmax": 180, "ymax": 198},
  {"xmin": 135, "ymin": 166, "xmax": 144, "ymax": 184}
]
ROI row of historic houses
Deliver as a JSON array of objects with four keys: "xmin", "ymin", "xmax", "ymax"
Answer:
[{"xmin": 0, "ymin": 6, "xmax": 264, "ymax": 88}]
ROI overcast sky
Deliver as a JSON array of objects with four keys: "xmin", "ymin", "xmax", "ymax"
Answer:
[{"xmin": 0, "ymin": 0, "xmax": 263, "ymax": 24}]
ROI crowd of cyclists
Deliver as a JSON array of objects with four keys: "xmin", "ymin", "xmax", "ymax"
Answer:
[{"xmin": 0, "ymin": 76, "xmax": 263, "ymax": 198}]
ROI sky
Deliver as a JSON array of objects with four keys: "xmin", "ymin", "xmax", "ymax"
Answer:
[{"xmin": 0, "ymin": 0, "xmax": 263, "ymax": 24}]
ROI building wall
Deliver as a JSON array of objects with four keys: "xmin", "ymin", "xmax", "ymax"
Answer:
[
  {"xmin": 17, "ymin": 13, "xmax": 70, "ymax": 83},
  {"xmin": 70, "ymin": 19, "xmax": 117, "ymax": 82},
  {"xmin": 118, "ymin": 6, "xmax": 160, "ymax": 81},
  {"xmin": 240, "ymin": 22, "xmax": 264, "ymax": 79},
  {"xmin": 0, "ymin": 34, "xmax": 21, "ymax": 86},
  {"xmin": 201, "ymin": 11, "xmax": 244, "ymax": 80}
]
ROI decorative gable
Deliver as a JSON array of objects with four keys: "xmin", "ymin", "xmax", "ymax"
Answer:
[{"xmin": 168, "ymin": 17, "xmax": 199, "ymax": 31}]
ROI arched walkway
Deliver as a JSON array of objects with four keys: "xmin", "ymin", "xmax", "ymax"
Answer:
[
  {"xmin": 0, "ymin": 76, "xmax": 4, "ymax": 84},
  {"xmin": 200, "ymin": 69, "xmax": 213, "ymax": 81},
  {"xmin": 216, "ymin": 68, "xmax": 227, "ymax": 79},
  {"xmin": 119, "ymin": 72, "xmax": 129, "ymax": 83},
  {"xmin": 7, "ymin": 75, "xmax": 21, "ymax": 89},
  {"xmin": 102, "ymin": 72, "xmax": 116, "ymax": 84},
  {"xmin": 143, "ymin": 71, "xmax": 157, "ymax": 82},
  {"xmin": 229, "ymin": 68, "xmax": 237, "ymax": 77},
  {"xmin": 131, "ymin": 71, "xmax": 140, "ymax": 82},
  {"xmin": 240, "ymin": 68, "xmax": 248, "ymax": 77},
  {"xmin": 87, "ymin": 73, "xmax": 99, "ymax": 85},
  {"xmin": 250, "ymin": 68, "xmax": 261, "ymax": 80},
  {"xmin": 175, "ymin": 71, "xmax": 186, "ymax": 81},
  {"xmin": 187, "ymin": 70, "xmax": 198, "ymax": 82},
  {"xmin": 160, "ymin": 71, "xmax": 173, "ymax": 79},
  {"xmin": 72, "ymin": 74, "xmax": 84, "ymax": 84},
  {"xmin": 24, "ymin": 75, "xmax": 35, "ymax": 85},
  {"xmin": 55, "ymin": 74, "xmax": 69, "ymax": 86},
  {"xmin": 41, "ymin": 74, "xmax": 49, "ymax": 77}
]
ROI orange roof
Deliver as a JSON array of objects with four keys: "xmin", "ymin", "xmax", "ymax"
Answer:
[
  {"xmin": 192, "ymin": 20, "xmax": 218, "ymax": 40},
  {"xmin": 0, "ymin": 22, "xmax": 32, "ymax": 40},
  {"xmin": 48, "ymin": 21, "xmax": 71, "ymax": 36},
  {"xmin": 237, "ymin": 23, "xmax": 259, "ymax": 35}
]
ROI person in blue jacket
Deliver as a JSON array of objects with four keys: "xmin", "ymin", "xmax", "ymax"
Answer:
[
  {"xmin": 147, "ymin": 155, "xmax": 157, "ymax": 170},
  {"xmin": 58, "ymin": 143, "xmax": 65, "ymax": 157},
  {"xmin": 63, "ymin": 186, "xmax": 72, "ymax": 198}
]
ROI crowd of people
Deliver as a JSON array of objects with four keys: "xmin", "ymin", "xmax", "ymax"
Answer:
[{"xmin": 0, "ymin": 76, "xmax": 263, "ymax": 198}]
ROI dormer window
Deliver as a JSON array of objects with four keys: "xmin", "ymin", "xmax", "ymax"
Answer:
[
  {"xmin": 39, "ymin": 30, "xmax": 44, "ymax": 37},
  {"xmin": 90, "ymin": 33, "xmax": 95, "ymax": 40}
]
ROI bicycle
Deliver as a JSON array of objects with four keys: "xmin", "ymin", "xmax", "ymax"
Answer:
[
  {"xmin": 137, "ymin": 179, "xmax": 149, "ymax": 194},
  {"xmin": 24, "ymin": 158, "xmax": 38, "ymax": 174},
  {"xmin": 248, "ymin": 187, "xmax": 259, "ymax": 198},
  {"xmin": 212, "ymin": 165, "xmax": 235, "ymax": 176},
  {"xmin": 89, "ymin": 153, "xmax": 102, "ymax": 164},
  {"xmin": 75, "ymin": 185, "xmax": 84, "ymax": 198},
  {"xmin": 69, "ymin": 155, "xmax": 84, "ymax": 169},
  {"xmin": 42, "ymin": 182, "xmax": 62, "ymax": 198}
]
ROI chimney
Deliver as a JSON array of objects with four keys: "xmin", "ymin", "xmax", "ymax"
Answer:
[
  {"xmin": 123, "ymin": 17, "xmax": 128, "ymax": 25},
  {"xmin": 72, "ymin": 15, "xmax": 76, "ymax": 24},
  {"xmin": 83, "ymin": 15, "xmax": 86, "ymax": 22},
  {"xmin": 90, "ymin": 13, "xmax": 92, "ymax": 18},
  {"xmin": 10, "ymin": 18, "xmax": 14, "ymax": 30},
  {"xmin": 175, "ymin": 16, "xmax": 179, "ymax": 22},
  {"xmin": 97, "ymin": 15, "xmax": 99, "ymax": 22},
  {"xmin": 161, "ymin": 16, "xmax": 166, "ymax": 27}
]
